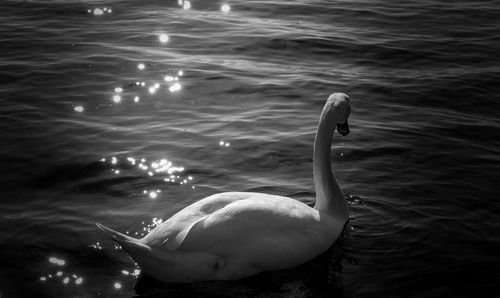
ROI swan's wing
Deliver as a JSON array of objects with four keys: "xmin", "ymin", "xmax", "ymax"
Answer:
[
  {"xmin": 176, "ymin": 193, "xmax": 337, "ymax": 269},
  {"xmin": 179, "ymin": 197, "xmax": 319, "ymax": 249},
  {"xmin": 143, "ymin": 192, "xmax": 249, "ymax": 249}
]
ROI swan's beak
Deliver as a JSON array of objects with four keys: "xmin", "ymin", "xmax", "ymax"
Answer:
[{"xmin": 337, "ymin": 121, "xmax": 349, "ymax": 136}]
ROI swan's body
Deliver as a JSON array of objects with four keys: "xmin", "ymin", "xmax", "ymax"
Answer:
[{"xmin": 98, "ymin": 93, "xmax": 351, "ymax": 283}]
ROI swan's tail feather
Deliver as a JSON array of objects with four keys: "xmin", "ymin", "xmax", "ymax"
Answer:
[{"xmin": 96, "ymin": 223, "xmax": 151, "ymax": 258}]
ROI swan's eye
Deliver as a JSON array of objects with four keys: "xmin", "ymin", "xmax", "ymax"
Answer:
[{"xmin": 214, "ymin": 259, "xmax": 224, "ymax": 271}]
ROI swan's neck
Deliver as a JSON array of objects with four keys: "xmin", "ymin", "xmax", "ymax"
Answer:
[{"xmin": 313, "ymin": 109, "xmax": 348, "ymax": 222}]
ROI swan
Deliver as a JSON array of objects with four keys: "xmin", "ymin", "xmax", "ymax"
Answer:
[{"xmin": 97, "ymin": 92, "xmax": 351, "ymax": 283}]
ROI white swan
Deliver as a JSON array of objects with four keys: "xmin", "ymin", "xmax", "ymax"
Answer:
[{"xmin": 97, "ymin": 92, "xmax": 351, "ymax": 283}]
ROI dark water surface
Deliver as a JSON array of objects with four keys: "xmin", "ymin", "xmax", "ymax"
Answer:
[{"xmin": 1, "ymin": 0, "xmax": 499, "ymax": 297}]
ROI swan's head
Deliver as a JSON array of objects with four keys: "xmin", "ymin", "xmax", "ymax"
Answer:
[{"xmin": 326, "ymin": 93, "xmax": 351, "ymax": 136}]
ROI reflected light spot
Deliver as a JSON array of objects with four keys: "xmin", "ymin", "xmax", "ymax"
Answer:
[
  {"xmin": 114, "ymin": 87, "xmax": 123, "ymax": 93},
  {"xmin": 49, "ymin": 257, "xmax": 66, "ymax": 266},
  {"xmin": 178, "ymin": 70, "xmax": 184, "ymax": 76},
  {"xmin": 183, "ymin": 1, "xmax": 191, "ymax": 9},
  {"xmin": 114, "ymin": 170, "xmax": 120, "ymax": 174},
  {"xmin": 219, "ymin": 141, "xmax": 224, "ymax": 146},
  {"xmin": 75, "ymin": 277, "xmax": 83, "ymax": 285},
  {"xmin": 63, "ymin": 277, "xmax": 70, "ymax": 284},
  {"xmin": 114, "ymin": 282, "xmax": 122, "ymax": 289},
  {"xmin": 178, "ymin": 0, "xmax": 183, "ymax": 5},
  {"xmin": 87, "ymin": 9, "xmax": 91, "ymax": 13},
  {"xmin": 141, "ymin": 82, "xmax": 146, "ymax": 87},
  {"xmin": 149, "ymin": 192, "xmax": 157, "ymax": 199},
  {"xmin": 112, "ymin": 95, "xmax": 121, "ymax": 103},
  {"xmin": 93, "ymin": 8, "xmax": 104, "ymax": 15},
  {"xmin": 74, "ymin": 105, "xmax": 84, "ymax": 112},
  {"xmin": 164, "ymin": 75, "xmax": 174, "ymax": 82},
  {"xmin": 134, "ymin": 96, "xmax": 140, "ymax": 103},
  {"xmin": 221, "ymin": 4, "xmax": 231, "ymax": 13},
  {"xmin": 148, "ymin": 86, "xmax": 156, "ymax": 94},
  {"xmin": 56, "ymin": 271, "xmax": 63, "ymax": 276},
  {"xmin": 40, "ymin": 276, "xmax": 47, "ymax": 281},
  {"xmin": 154, "ymin": 83, "xmax": 160, "ymax": 89},
  {"xmin": 169, "ymin": 82, "xmax": 181, "ymax": 92},
  {"xmin": 122, "ymin": 270, "xmax": 129, "ymax": 275},
  {"xmin": 159, "ymin": 34, "xmax": 169, "ymax": 43},
  {"xmin": 138, "ymin": 63, "xmax": 145, "ymax": 70},
  {"xmin": 111, "ymin": 157, "xmax": 117, "ymax": 164},
  {"xmin": 108, "ymin": 8, "xmax": 112, "ymax": 13}
]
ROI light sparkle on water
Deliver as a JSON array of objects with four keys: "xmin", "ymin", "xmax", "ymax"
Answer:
[
  {"xmin": 74, "ymin": 106, "xmax": 84, "ymax": 112},
  {"xmin": 159, "ymin": 34, "xmax": 169, "ymax": 43},
  {"xmin": 138, "ymin": 63, "xmax": 145, "ymax": 70},
  {"xmin": 169, "ymin": 82, "xmax": 181, "ymax": 92},
  {"xmin": 101, "ymin": 156, "xmax": 193, "ymax": 199},
  {"xmin": 48, "ymin": 257, "xmax": 66, "ymax": 266},
  {"xmin": 221, "ymin": 4, "xmax": 231, "ymax": 13}
]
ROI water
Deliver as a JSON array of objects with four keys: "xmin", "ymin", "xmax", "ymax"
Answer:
[{"xmin": 1, "ymin": 0, "xmax": 499, "ymax": 297}]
